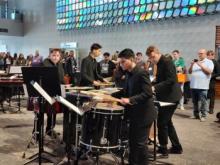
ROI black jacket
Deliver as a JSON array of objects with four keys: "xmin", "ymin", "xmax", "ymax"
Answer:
[
  {"xmin": 154, "ymin": 55, "xmax": 181, "ymax": 103},
  {"xmin": 112, "ymin": 66, "xmax": 157, "ymax": 126},
  {"xmin": 66, "ymin": 57, "xmax": 77, "ymax": 76},
  {"xmin": 80, "ymin": 55, "xmax": 104, "ymax": 86},
  {"xmin": 43, "ymin": 58, "xmax": 65, "ymax": 84}
]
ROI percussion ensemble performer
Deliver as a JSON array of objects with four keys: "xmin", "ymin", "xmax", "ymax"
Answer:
[
  {"xmin": 43, "ymin": 49, "xmax": 64, "ymax": 136},
  {"xmin": 112, "ymin": 49, "xmax": 157, "ymax": 165},
  {"xmin": 80, "ymin": 43, "xmax": 108, "ymax": 86},
  {"xmin": 146, "ymin": 46, "xmax": 183, "ymax": 157}
]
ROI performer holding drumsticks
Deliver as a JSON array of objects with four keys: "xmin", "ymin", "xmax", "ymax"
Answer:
[
  {"xmin": 111, "ymin": 49, "xmax": 157, "ymax": 165},
  {"xmin": 80, "ymin": 43, "xmax": 109, "ymax": 87}
]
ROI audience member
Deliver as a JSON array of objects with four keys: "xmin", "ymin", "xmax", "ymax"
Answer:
[{"xmin": 189, "ymin": 49, "xmax": 214, "ymax": 121}]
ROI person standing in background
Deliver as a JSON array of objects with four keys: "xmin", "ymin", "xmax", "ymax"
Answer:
[
  {"xmin": 172, "ymin": 50, "xmax": 186, "ymax": 110},
  {"xmin": 98, "ymin": 52, "xmax": 116, "ymax": 79},
  {"xmin": 207, "ymin": 50, "xmax": 220, "ymax": 114},
  {"xmin": 66, "ymin": 50, "xmax": 77, "ymax": 85},
  {"xmin": 135, "ymin": 52, "xmax": 145, "ymax": 69},
  {"xmin": 112, "ymin": 48, "xmax": 157, "ymax": 165},
  {"xmin": 189, "ymin": 49, "xmax": 214, "ymax": 121},
  {"xmin": 32, "ymin": 50, "xmax": 43, "ymax": 66}
]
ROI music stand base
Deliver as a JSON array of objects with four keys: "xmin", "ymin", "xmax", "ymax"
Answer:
[{"xmin": 23, "ymin": 152, "xmax": 56, "ymax": 165}]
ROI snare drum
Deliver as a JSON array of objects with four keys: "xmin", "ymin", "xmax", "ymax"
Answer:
[{"xmin": 80, "ymin": 103, "xmax": 124, "ymax": 151}]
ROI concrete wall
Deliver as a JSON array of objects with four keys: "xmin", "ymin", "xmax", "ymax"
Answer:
[
  {"xmin": 2, "ymin": 0, "xmax": 220, "ymax": 66},
  {"xmin": 0, "ymin": 19, "xmax": 23, "ymax": 36}
]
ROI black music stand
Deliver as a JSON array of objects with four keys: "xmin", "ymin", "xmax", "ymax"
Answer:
[{"xmin": 22, "ymin": 67, "xmax": 61, "ymax": 165}]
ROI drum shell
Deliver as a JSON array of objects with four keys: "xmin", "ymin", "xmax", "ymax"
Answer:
[{"xmin": 80, "ymin": 108, "xmax": 124, "ymax": 151}]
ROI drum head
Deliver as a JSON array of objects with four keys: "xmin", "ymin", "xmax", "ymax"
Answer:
[{"xmin": 92, "ymin": 103, "xmax": 124, "ymax": 113}]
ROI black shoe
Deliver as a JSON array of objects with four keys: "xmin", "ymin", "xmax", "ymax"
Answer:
[
  {"xmin": 169, "ymin": 146, "xmax": 183, "ymax": 154},
  {"xmin": 157, "ymin": 146, "xmax": 169, "ymax": 158},
  {"xmin": 209, "ymin": 109, "xmax": 214, "ymax": 114}
]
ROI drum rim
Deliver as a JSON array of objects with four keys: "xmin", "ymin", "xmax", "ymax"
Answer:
[
  {"xmin": 79, "ymin": 140, "xmax": 120, "ymax": 149},
  {"xmin": 92, "ymin": 107, "xmax": 124, "ymax": 112}
]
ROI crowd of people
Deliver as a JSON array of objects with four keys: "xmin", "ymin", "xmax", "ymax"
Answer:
[{"xmin": 1, "ymin": 44, "xmax": 219, "ymax": 165}]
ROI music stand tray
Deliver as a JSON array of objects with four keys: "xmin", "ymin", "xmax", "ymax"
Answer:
[{"xmin": 22, "ymin": 67, "xmax": 61, "ymax": 165}]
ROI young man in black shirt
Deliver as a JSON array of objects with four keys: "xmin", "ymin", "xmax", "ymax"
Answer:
[
  {"xmin": 112, "ymin": 49, "xmax": 157, "ymax": 165},
  {"xmin": 146, "ymin": 46, "xmax": 183, "ymax": 157},
  {"xmin": 43, "ymin": 49, "xmax": 64, "ymax": 135},
  {"xmin": 80, "ymin": 43, "xmax": 108, "ymax": 86}
]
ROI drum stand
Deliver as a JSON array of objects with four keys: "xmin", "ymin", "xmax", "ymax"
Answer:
[{"xmin": 72, "ymin": 90, "xmax": 82, "ymax": 164}]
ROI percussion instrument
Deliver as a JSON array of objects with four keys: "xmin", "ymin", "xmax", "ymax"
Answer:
[
  {"xmin": 65, "ymin": 86, "xmax": 94, "ymax": 91},
  {"xmin": 80, "ymin": 103, "xmax": 125, "ymax": 151},
  {"xmin": 90, "ymin": 87, "xmax": 122, "ymax": 95}
]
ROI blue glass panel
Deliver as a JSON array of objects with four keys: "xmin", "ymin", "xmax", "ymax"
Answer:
[{"xmin": 173, "ymin": 8, "xmax": 181, "ymax": 17}]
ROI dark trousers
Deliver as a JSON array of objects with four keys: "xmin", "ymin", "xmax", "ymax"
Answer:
[
  {"xmin": 157, "ymin": 103, "xmax": 182, "ymax": 148},
  {"xmin": 208, "ymin": 81, "xmax": 216, "ymax": 112},
  {"xmin": 129, "ymin": 123, "xmax": 152, "ymax": 165},
  {"xmin": 46, "ymin": 110, "xmax": 56, "ymax": 132}
]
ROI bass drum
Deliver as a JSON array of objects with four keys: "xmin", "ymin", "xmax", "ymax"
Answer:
[{"xmin": 80, "ymin": 103, "xmax": 124, "ymax": 151}]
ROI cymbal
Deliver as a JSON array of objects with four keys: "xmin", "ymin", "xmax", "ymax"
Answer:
[{"xmin": 65, "ymin": 86, "xmax": 94, "ymax": 90}]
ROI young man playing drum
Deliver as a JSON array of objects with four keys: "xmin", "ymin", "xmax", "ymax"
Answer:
[{"xmin": 112, "ymin": 49, "xmax": 157, "ymax": 165}]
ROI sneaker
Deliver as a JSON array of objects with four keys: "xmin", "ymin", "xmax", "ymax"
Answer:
[
  {"xmin": 200, "ymin": 117, "xmax": 206, "ymax": 122},
  {"xmin": 189, "ymin": 116, "xmax": 199, "ymax": 119},
  {"xmin": 180, "ymin": 106, "xmax": 185, "ymax": 110}
]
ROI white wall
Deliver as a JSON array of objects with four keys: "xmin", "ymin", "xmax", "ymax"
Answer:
[{"xmin": 2, "ymin": 0, "xmax": 220, "ymax": 65}]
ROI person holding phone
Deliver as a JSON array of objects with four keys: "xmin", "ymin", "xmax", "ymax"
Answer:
[{"xmin": 189, "ymin": 49, "xmax": 214, "ymax": 122}]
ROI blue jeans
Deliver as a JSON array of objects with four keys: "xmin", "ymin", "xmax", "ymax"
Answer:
[{"xmin": 191, "ymin": 89, "xmax": 208, "ymax": 118}]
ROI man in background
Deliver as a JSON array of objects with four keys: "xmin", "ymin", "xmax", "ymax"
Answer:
[
  {"xmin": 189, "ymin": 49, "xmax": 214, "ymax": 121},
  {"xmin": 98, "ymin": 52, "xmax": 116, "ymax": 78},
  {"xmin": 66, "ymin": 50, "xmax": 77, "ymax": 85},
  {"xmin": 172, "ymin": 50, "xmax": 186, "ymax": 110}
]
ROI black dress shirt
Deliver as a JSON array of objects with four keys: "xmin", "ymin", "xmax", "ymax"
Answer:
[
  {"xmin": 43, "ymin": 58, "xmax": 64, "ymax": 84},
  {"xmin": 154, "ymin": 55, "xmax": 181, "ymax": 102},
  {"xmin": 80, "ymin": 55, "xmax": 104, "ymax": 86},
  {"xmin": 112, "ymin": 66, "xmax": 157, "ymax": 126}
]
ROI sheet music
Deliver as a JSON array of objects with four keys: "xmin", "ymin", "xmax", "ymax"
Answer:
[
  {"xmin": 30, "ymin": 81, "xmax": 56, "ymax": 105},
  {"xmin": 55, "ymin": 96, "xmax": 84, "ymax": 116}
]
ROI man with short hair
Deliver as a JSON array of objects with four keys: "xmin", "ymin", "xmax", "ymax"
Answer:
[
  {"xmin": 80, "ymin": 43, "xmax": 107, "ymax": 86},
  {"xmin": 98, "ymin": 52, "xmax": 116, "ymax": 78},
  {"xmin": 66, "ymin": 50, "xmax": 77, "ymax": 85},
  {"xmin": 112, "ymin": 48, "xmax": 157, "ymax": 165},
  {"xmin": 172, "ymin": 50, "xmax": 186, "ymax": 110},
  {"xmin": 43, "ymin": 49, "xmax": 64, "ymax": 135},
  {"xmin": 146, "ymin": 45, "xmax": 183, "ymax": 157},
  {"xmin": 135, "ymin": 52, "xmax": 145, "ymax": 69},
  {"xmin": 189, "ymin": 49, "xmax": 214, "ymax": 121}
]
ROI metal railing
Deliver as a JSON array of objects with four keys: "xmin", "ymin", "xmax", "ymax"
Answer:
[{"xmin": 0, "ymin": 6, "xmax": 23, "ymax": 22}]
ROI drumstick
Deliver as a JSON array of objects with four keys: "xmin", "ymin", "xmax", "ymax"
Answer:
[{"xmin": 80, "ymin": 91, "xmax": 121, "ymax": 103}]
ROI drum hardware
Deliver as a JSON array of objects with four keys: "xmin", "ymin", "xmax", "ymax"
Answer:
[
  {"xmin": 100, "ymin": 117, "xmax": 108, "ymax": 145},
  {"xmin": 77, "ymin": 103, "xmax": 127, "ymax": 165}
]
